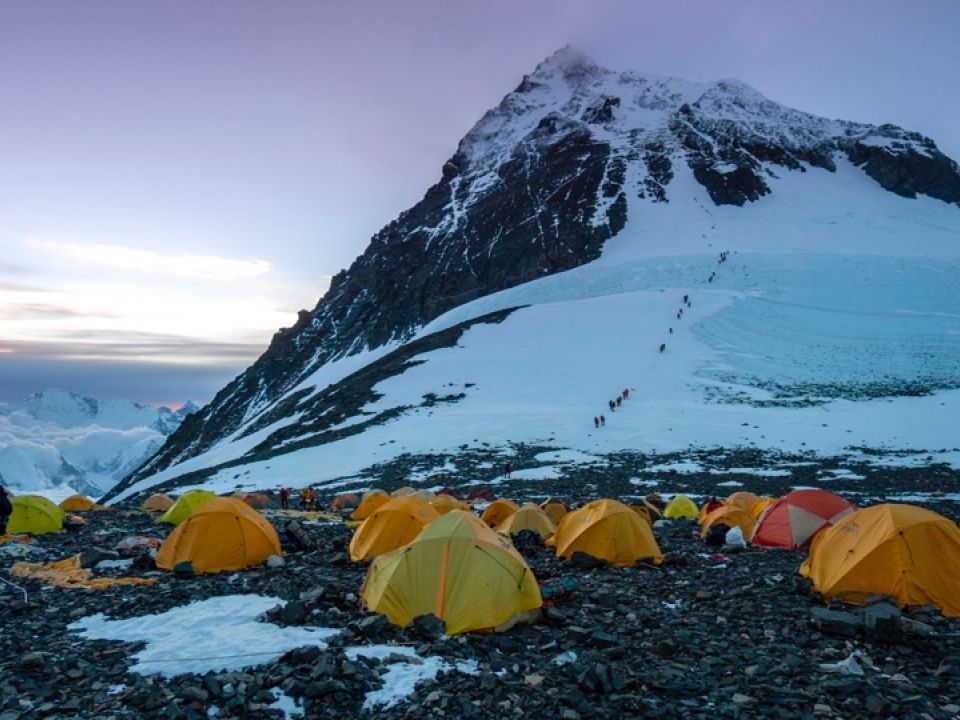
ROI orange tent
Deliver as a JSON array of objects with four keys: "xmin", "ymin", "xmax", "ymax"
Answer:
[
  {"xmin": 243, "ymin": 493, "xmax": 270, "ymax": 510},
  {"xmin": 749, "ymin": 497, "xmax": 777, "ymax": 519},
  {"xmin": 156, "ymin": 497, "xmax": 281, "ymax": 574},
  {"xmin": 540, "ymin": 499, "xmax": 568, "ymax": 524},
  {"xmin": 552, "ymin": 499, "xmax": 662, "ymax": 566},
  {"xmin": 141, "ymin": 493, "xmax": 175, "ymax": 512},
  {"xmin": 726, "ymin": 491, "xmax": 761, "ymax": 511},
  {"xmin": 480, "ymin": 499, "xmax": 519, "ymax": 527},
  {"xmin": 352, "ymin": 490, "xmax": 390, "ymax": 521},
  {"xmin": 349, "ymin": 496, "xmax": 439, "ymax": 562},
  {"xmin": 752, "ymin": 490, "xmax": 855, "ymax": 549},
  {"xmin": 700, "ymin": 505, "xmax": 755, "ymax": 540},
  {"xmin": 331, "ymin": 493, "xmax": 359, "ymax": 510},
  {"xmin": 430, "ymin": 494, "xmax": 470, "ymax": 515},
  {"xmin": 800, "ymin": 504, "xmax": 960, "ymax": 616},
  {"xmin": 59, "ymin": 495, "xmax": 95, "ymax": 512},
  {"xmin": 496, "ymin": 503, "xmax": 556, "ymax": 539}
]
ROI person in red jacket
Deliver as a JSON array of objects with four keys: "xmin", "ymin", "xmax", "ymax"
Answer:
[{"xmin": 279, "ymin": 486, "xmax": 289, "ymax": 510}]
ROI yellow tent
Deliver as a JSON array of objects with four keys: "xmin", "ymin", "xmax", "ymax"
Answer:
[
  {"xmin": 480, "ymin": 498, "xmax": 519, "ymax": 527},
  {"xmin": 749, "ymin": 496, "xmax": 777, "ymax": 519},
  {"xmin": 157, "ymin": 489, "xmax": 217, "ymax": 525},
  {"xmin": 430, "ymin": 494, "xmax": 469, "ymax": 515},
  {"xmin": 349, "ymin": 496, "xmax": 440, "ymax": 562},
  {"xmin": 553, "ymin": 499, "xmax": 662, "ymax": 567},
  {"xmin": 800, "ymin": 504, "xmax": 960, "ymax": 616},
  {"xmin": 496, "ymin": 503, "xmax": 556, "ymax": 539},
  {"xmin": 663, "ymin": 495, "xmax": 699, "ymax": 520},
  {"xmin": 156, "ymin": 497, "xmax": 281, "ymax": 574},
  {"xmin": 361, "ymin": 510, "xmax": 542, "ymax": 635},
  {"xmin": 540, "ymin": 499, "xmax": 568, "ymax": 524},
  {"xmin": 391, "ymin": 486, "xmax": 416, "ymax": 497},
  {"xmin": 412, "ymin": 489, "xmax": 436, "ymax": 501},
  {"xmin": 8, "ymin": 495, "xmax": 65, "ymax": 535},
  {"xmin": 141, "ymin": 493, "xmax": 175, "ymax": 512},
  {"xmin": 726, "ymin": 491, "xmax": 761, "ymax": 510},
  {"xmin": 700, "ymin": 505, "xmax": 756, "ymax": 539},
  {"xmin": 352, "ymin": 490, "xmax": 390, "ymax": 520},
  {"xmin": 59, "ymin": 495, "xmax": 95, "ymax": 512}
]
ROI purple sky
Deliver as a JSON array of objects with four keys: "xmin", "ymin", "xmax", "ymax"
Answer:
[{"xmin": 2, "ymin": 0, "xmax": 958, "ymax": 406}]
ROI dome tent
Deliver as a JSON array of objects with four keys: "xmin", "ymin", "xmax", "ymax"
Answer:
[
  {"xmin": 700, "ymin": 505, "xmax": 755, "ymax": 540},
  {"xmin": 156, "ymin": 497, "xmax": 281, "ymax": 574},
  {"xmin": 59, "ymin": 495, "xmax": 95, "ymax": 512},
  {"xmin": 480, "ymin": 498, "xmax": 519, "ymax": 527},
  {"xmin": 430, "ymin": 494, "xmax": 470, "ymax": 515},
  {"xmin": 8, "ymin": 495, "xmax": 65, "ymax": 535},
  {"xmin": 157, "ymin": 490, "xmax": 217, "ymax": 525},
  {"xmin": 552, "ymin": 499, "xmax": 662, "ymax": 567},
  {"xmin": 496, "ymin": 503, "xmax": 556, "ymax": 540},
  {"xmin": 352, "ymin": 490, "xmax": 390, "ymax": 521},
  {"xmin": 752, "ymin": 489, "xmax": 855, "ymax": 550},
  {"xmin": 349, "ymin": 496, "xmax": 440, "ymax": 562},
  {"xmin": 361, "ymin": 511, "xmax": 542, "ymax": 635},
  {"xmin": 800, "ymin": 504, "xmax": 960, "ymax": 616},
  {"xmin": 540, "ymin": 499, "xmax": 568, "ymax": 524},
  {"xmin": 663, "ymin": 495, "xmax": 699, "ymax": 520},
  {"xmin": 141, "ymin": 493, "xmax": 175, "ymax": 512}
]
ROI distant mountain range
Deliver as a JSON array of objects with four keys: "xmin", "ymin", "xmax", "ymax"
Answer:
[
  {"xmin": 0, "ymin": 389, "xmax": 197, "ymax": 498},
  {"xmin": 107, "ymin": 47, "xmax": 960, "ymax": 503}
]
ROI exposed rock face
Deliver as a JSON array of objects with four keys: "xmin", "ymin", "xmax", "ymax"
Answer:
[{"xmin": 119, "ymin": 46, "xmax": 960, "ymax": 491}]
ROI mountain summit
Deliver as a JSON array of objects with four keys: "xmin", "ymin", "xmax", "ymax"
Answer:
[{"xmin": 109, "ymin": 50, "xmax": 960, "ymax": 501}]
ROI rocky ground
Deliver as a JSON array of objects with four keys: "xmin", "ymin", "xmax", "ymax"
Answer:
[{"xmin": 2, "ymin": 468, "xmax": 960, "ymax": 720}]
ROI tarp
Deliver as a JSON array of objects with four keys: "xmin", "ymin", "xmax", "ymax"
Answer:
[
  {"xmin": 156, "ymin": 497, "xmax": 281, "ymax": 574},
  {"xmin": 480, "ymin": 499, "xmax": 519, "ymax": 528},
  {"xmin": 8, "ymin": 495, "xmax": 65, "ymax": 535},
  {"xmin": 59, "ymin": 495, "xmax": 95, "ymax": 512},
  {"xmin": 553, "ymin": 499, "xmax": 662, "ymax": 567},
  {"xmin": 496, "ymin": 503, "xmax": 556, "ymax": 539},
  {"xmin": 349, "ymin": 496, "xmax": 440, "ymax": 562},
  {"xmin": 10, "ymin": 554, "xmax": 155, "ymax": 590},
  {"xmin": 157, "ymin": 490, "xmax": 217, "ymax": 525},
  {"xmin": 141, "ymin": 493, "xmax": 175, "ymax": 512},
  {"xmin": 361, "ymin": 510, "xmax": 542, "ymax": 635},
  {"xmin": 800, "ymin": 504, "xmax": 960, "ymax": 616},
  {"xmin": 663, "ymin": 495, "xmax": 699, "ymax": 520},
  {"xmin": 752, "ymin": 490, "xmax": 854, "ymax": 549}
]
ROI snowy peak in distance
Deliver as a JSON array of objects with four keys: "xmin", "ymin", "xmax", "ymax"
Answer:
[
  {"xmin": 109, "ymin": 47, "xmax": 960, "ymax": 502},
  {"xmin": 0, "ymin": 389, "xmax": 197, "ymax": 499}
]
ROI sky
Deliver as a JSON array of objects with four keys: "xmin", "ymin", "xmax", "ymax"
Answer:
[{"xmin": 1, "ymin": 0, "xmax": 958, "ymax": 407}]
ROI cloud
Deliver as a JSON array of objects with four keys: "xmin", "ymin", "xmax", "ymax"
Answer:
[
  {"xmin": 26, "ymin": 238, "xmax": 272, "ymax": 281},
  {"xmin": 3, "ymin": 331, "xmax": 265, "ymax": 365}
]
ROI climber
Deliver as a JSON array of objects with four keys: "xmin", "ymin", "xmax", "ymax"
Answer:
[
  {"xmin": 600, "ymin": 415, "xmax": 605, "ymax": 426},
  {"xmin": 279, "ymin": 486, "xmax": 290, "ymax": 510},
  {"xmin": 609, "ymin": 400, "xmax": 616, "ymax": 412},
  {"xmin": 616, "ymin": 396, "xmax": 622, "ymax": 407},
  {"xmin": 594, "ymin": 416, "xmax": 599, "ymax": 429},
  {"xmin": 659, "ymin": 343, "xmax": 666, "ymax": 353},
  {"xmin": 503, "ymin": 461, "xmax": 513, "ymax": 479},
  {"xmin": 623, "ymin": 388, "xmax": 630, "ymax": 399}
]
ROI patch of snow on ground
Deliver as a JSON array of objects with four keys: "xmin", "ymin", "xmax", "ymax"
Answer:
[
  {"xmin": 95, "ymin": 558, "xmax": 134, "ymax": 571},
  {"xmin": 716, "ymin": 480, "xmax": 743, "ymax": 487},
  {"xmin": 69, "ymin": 595, "xmax": 338, "ymax": 677},
  {"xmin": 533, "ymin": 449, "xmax": 601, "ymax": 464},
  {"xmin": 268, "ymin": 689, "xmax": 302, "ymax": 719},
  {"xmin": 630, "ymin": 478, "xmax": 660, "ymax": 487},
  {"xmin": 720, "ymin": 468, "xmax": 793, "ymax": 477},
  {"xmin": 363, "ymin": 656, "xmax": 479, "ymax": 710},
  {"xmin": 509, "ymin": 467, "xmax": 563, "ymax": 481},
  {"xmin": 641, "ymin": 462, "xmax": 705, "ymax": 474}
]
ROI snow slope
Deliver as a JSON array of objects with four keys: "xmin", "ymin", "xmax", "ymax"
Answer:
[
  {"xmin": 0, "ymin": 389, "xmax": 196, "ymax": 499},
  {"xmin": 110, "ymin": 154, "xmax": 960, "ymax": 502}
]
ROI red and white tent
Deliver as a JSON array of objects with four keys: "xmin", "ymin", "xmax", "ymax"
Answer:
[{"xmin": 751, "ymin": 489, "xmax": 855, "ymax": 550}]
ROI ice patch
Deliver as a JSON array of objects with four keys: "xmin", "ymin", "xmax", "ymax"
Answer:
[
  {"xmin": 716, "ymin": 480, "xmax": 743, "ymax": 487},
  {"xmin": 642, "ymin": 461, "xmax": 705, "ymax": 474},
  {"xmin": 533, "ymin": 449, "xmax": 601, "ymax": 464},
  {"xmin": 69, "ymin": 595, "xmax": 338, "ymax": 677},
  {"xmin": 95, "ymin": 558, "xmax": 134, "ymax": 571},
  {"xmin": 510, "ymin": 466, "xmax": 563, "ymax": 481}
]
